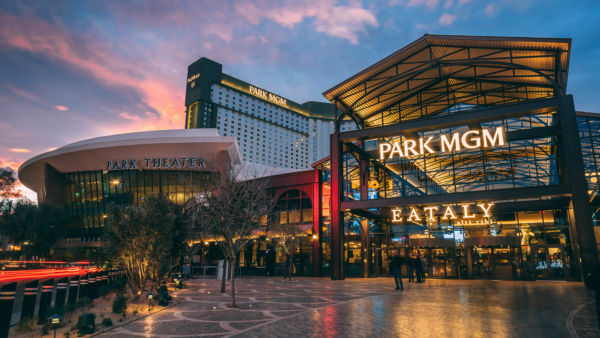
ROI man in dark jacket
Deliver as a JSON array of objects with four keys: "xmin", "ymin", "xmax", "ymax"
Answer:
[
  {"xmin": 389, "ymin": 251, "xmax": 404, "ymax": 290},
  {"xmin": 415, "ymin": 254, "xmax": 424, "ymax": 283}
]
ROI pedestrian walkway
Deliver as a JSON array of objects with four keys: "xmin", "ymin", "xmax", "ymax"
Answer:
[{"xmin": 99, "ymin": 278, "xmax": 599, "ymax": 337}]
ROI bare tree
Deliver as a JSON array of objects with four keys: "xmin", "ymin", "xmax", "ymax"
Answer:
[{"xmin": 187, "ymin": 168, "xmax": 274, "ymax": 307}]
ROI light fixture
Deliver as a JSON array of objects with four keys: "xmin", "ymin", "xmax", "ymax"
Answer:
[
  {"xmin": 312, "ymin": 234, "xmax": 318, "ymax": 240},
  {"xmin": 111, "ymin": 180, "xmax": 120, "ymax": 185}
]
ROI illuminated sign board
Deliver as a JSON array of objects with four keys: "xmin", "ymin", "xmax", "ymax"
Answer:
[
  {"xmin": 249, "ymin": 85, "xmax": 288, "ymax": 108},
  {"xmin": 391, "ymin": 203, "xmax": 494, "ymax": 223},
  {"xmin": 187, "ymin": 73, "xmax": 200, "ymax": 83},
  {"xmin": 106, "ymin": 157, "xmax": 206, "ymax": 171},
  {"xmin": 379, "ymin": 127, "xmax": 505, "ymax": 160}
]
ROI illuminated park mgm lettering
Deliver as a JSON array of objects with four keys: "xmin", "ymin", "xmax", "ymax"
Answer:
[
  {"xmin": 106, "ymin": 157, "xmax": 206, "ymax": 171},
  {"xmin": 249, "ymin": 85, "xmax": 288, "ymax": 108},
  {"xmin": 391, "ymin": 203, "xmax": 494, "ymax": 223},
  {"xmin": 379, "ymin": 127, "xmax": 505, "ymax": 160}
]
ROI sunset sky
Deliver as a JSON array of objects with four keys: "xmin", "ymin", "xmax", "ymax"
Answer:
[{"xmin": 1, "ymin": 0, "xmax": 599, "ymax": 200}]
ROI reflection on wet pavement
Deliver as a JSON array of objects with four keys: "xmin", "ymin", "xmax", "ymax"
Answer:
[{"xmin": 99, "ymin": 277, "xmax": 599, "ymax": 337}]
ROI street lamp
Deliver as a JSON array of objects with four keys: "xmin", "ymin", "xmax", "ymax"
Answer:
[
  {"xmin": 49, "ymin": 313, "xmax": 62, "ymax": 338},
  {"xmin": 147, "ymin": 292, "xmax": 154, "ymax": 310}
]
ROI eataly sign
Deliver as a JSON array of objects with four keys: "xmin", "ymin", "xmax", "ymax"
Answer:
[{"xmin": 391, "ymin": 203, "xmax": 494, "ymax": 223}]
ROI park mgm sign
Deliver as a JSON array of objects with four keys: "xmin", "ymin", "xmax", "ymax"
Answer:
[
  {"xmin": 382, "ymin": 126, "xmax": 504, "ymax": 226},
  {"xmin": 378, "ymin": 126, "xmax": 505, "ymax": 159}
]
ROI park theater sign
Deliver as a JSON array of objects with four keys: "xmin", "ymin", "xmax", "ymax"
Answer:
[{"xmin": 378, "ymin": 127, "xmax": 505, "ymax": 159}]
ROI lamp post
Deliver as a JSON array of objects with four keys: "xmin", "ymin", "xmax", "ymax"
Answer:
[
  {"xmin": 147, "ymin": 292, "xmax": 154, "ymax": 311},
  {"xmin": 49, "ymin": 313, "xmax": 62, "ymax": 338}
]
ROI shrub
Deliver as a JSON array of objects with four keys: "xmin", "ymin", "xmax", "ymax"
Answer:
[
  {"xmin": 112, "ymin": 294, "xmax": 127, "ymax": 314},
  {"xmin": 41, "ymin": 322, "xmax": 50, "ymax": 335},
  {"xmin": 65, "ymin": 303, "xmax": 77, "ymax": 313},
  {"xmin": 99, "ymin": 285, "xmax": 110, "ymax": 298},
  {"xmin": 49, "ymin": 305, "xmax": 65, "ymax": 316},
  {"xmin": 101, "ymin": 317, "xmax": 113, "ymax": 327},
  {"xmin": 16, "ymin": 317, "xmax": 35, "ymax": 333},
  {"xmin": 77, "ymin": 296, "xmax": 92, "ymax": 308}
]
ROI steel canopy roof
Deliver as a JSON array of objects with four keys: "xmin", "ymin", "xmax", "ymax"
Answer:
[{"xmin": 323, "ymin": 34, "xmax": 571, "ymax": 128}]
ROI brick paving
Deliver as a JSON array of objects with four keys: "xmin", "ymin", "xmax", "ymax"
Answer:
[{"xmin": 99, "ymin": 277, "xmax": 599, "ymax": 338}]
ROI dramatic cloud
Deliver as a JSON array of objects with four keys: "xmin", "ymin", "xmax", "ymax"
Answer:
[
  {"xmin": 0, "ymin": 10, "xmax": 184, "ymax": 133},
  {"xmin": 234, "ymin": 0, "xmax": 378, "ymax": 44}
]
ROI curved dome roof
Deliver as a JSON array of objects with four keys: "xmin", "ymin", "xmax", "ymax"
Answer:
[{"xmin": 19, "ymin": 129, "xmax": 242, "ymax": 194}]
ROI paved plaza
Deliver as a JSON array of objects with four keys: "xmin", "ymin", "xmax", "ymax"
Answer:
[{"xmin": 99, "ymin": 277, "xmax": 599, "ymax": 338}]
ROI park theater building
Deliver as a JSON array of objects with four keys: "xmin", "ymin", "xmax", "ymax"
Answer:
[{"xmin": 16, "ymin": 35, "xmax": 600, "ymax": 285}]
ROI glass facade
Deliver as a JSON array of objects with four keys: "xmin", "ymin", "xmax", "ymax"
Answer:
[
  {"xmin": 61, "ymin": 170, "xmax": 215, "ymax": 240},
  {"xmin": 343, "ymin": 112, "xmax": 558, "ymax": 200},
  {"xmin": 327, "ymin": 110, "xmax": 593, "ymax": 280},
  {"xmin": 577, "ymin": 114, "xmax": 600, "ymax": 255}
]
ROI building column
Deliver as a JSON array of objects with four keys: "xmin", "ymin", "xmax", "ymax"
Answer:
[
  {"xmin": 330, "ymin": 133, "xmax": 345, "ymax": 280},
  {"xmin": 557, "ymin": 94, "xmax": 600, "ymax": 289},
  {"xmin": 360, "ymin": 158, "xmax": 370, "ymax": 278},
  {"xmin": 312, "ymin": 170, "xmax": 322, "ymax": 276}
]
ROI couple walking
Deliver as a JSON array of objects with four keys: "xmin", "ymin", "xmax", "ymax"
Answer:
[{"xmin": 389, "ymin": 250, "xmax": 426, "ymax": 290}]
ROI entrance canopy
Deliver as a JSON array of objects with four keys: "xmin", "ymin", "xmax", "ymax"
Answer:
[{"xmin": 323, "ymin": 35, "xmax": 571, "ymax": 128}]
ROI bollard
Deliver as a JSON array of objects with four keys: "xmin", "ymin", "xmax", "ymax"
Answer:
[
  {"xmin": 54, "ymin": 278, "xmax": 68, "ymax": 309},
  {"xmin": 88, "ymin": 274, "xmax": 98, "ymax": 300},
  {"xmin": 38, "ymin": 279, "xmax": 54, "ymax": 323},
  {"xmin": 68, "ymin": 277, "xmax": 79, "ymax": 305},
  {"xmin": 0, "ymin": 283, "xmax": 17, "ymax": 338},
  {"xmin": 21, "ymin": 280, "xmax": 38, "ymax": 321},
  {"xmin": 79, "ymin": 274, "xmax": 89, "ymax": 300}
]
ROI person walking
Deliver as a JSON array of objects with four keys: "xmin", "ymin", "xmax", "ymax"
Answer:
[
  {"xmin": 407, "ymin": 253, "xmax": 415, "ymax": 283},
  {"xmin": 388, "ymin": 251, "xmax": 404, "ymax": 290},
  {"xmin": 265, "ymin": 246, "xmax": 276, "ymax": 276},
  {"xmin": 420, "ymin": 255, "xmax": 427, "ymax": 283},
  {"xmin": 415, "ymin": 254, "xmax": 423, "ymax": 283}
]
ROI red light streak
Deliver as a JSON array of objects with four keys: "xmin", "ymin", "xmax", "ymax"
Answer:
[
  {"xmin": 0, "ymin": 267, "xmax": 101, "ymax": 284},
  {"xmin": 0, "ymin": 260, "xmax": 68, "ymax": 264}
]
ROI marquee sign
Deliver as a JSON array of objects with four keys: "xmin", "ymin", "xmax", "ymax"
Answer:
[
  {"xmin": 379, "ymin": 127, "xmax": 505, "ymax": 160},
  {"xmin": 106, "ymin": 157, "xmax": 207, "ymax": 171},
  {"xmin": 391, "ymin": 203, "xmax": 494, "ymax": 223}
]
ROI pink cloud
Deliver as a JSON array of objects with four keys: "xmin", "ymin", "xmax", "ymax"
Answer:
[
  {"xmin": 485, "ymin": 3, "xmax": 498, "ymax": 17},
  {"xmin": 234, "ymin": 0, "xmax": 378, "ymax": 44},
  {"xmin": 8, "ymin": 148, "xmax": 31, "ymax": 153},
  {"xmin": 392, "ymin": 0, "xmax": 439, "ymax": 10},
  {"xmin": 55, "ymin": 105, "xmax": 69, "ymax": 111},
  {"xmin": 438, "ymin": 13, "xmax": 456, "ymax": 25}
]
